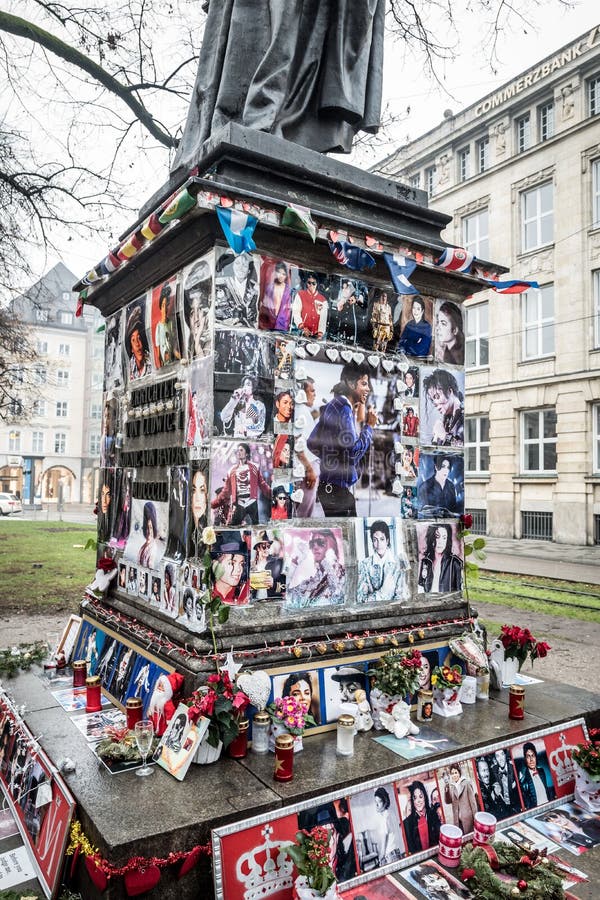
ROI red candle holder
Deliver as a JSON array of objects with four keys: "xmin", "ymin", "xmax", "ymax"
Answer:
[
  {"xmin": 227, "ymin": 718, "xmax": 249, "ymax": 759},
  {"xmin": 509, "ymin": 685, "xmax": 525, "ymax": 720},
  {"xmin": 85, "ymin": 675, "xmax": 102, "ymax": 713},
  {"xmin": 126, "ymin": 697, "xmax": 143, "ymax": 730},
  {"xmin": 274, "ymin": 733, "xmax": 294, "ymax": 782},
  {"xmin": 72, "ymin": 660, "xmax": 87, "ymax": 688}
]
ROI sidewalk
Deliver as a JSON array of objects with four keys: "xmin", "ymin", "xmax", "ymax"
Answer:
[
  {"xmin": 18, "ymin": 503, "xmax": 95, "ymax": 527},
  {"xmin": 482, "ymin": 536, "xmax": 600, "ymax": 586}
]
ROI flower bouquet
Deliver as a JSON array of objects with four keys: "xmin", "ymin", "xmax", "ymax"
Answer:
[
  {"xmin": 498, "ymin": 624, "xmax": 551, "ymax": 684},
  {"xmin": 187, "ymin": 670, "xmax": 250, "ymax": 763},
  {"xmin": 431, "ymin": 664, "xmax": 464, "ymax": 718},
  {"xmin": 285, "ymin": 827, "xmax": 340, "ymax": 899},
  {"xmin": 368, "ymin": 648, "xmax": 423, "ymax": 730},
  {"xmin": 572, "ymin": 728, "xmax": 600, "ymax": 812},
  {"xmin": 266, "ymin": 695, "xmax": 316, "ymax": 753}
]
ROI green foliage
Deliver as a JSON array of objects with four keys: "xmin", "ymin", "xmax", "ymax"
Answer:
[
  {"xmin": 367, "ymin": 648, "xmax": 423, "ymax": 697},
  {"xmin": 0, "ymin": 641, "xmax": 48, "ymax": 677},
  {"xmin": 460, "ymin": 841, "xmax": 564, "ymax": 899},
  {"xmin": 285, "ymin": 829, "xmax": 336, "ymax": 896}
]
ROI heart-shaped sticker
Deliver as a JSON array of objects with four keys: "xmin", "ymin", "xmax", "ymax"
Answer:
[
  {"xmin": 294, "ymin": 345, "xmax": 307, "ymax": 358},
  {"xmin": 124, "ymin": 865, "xmax": 161, "ymax": 897},
  {"xmin": 325, "ymin": 348, "xmax": 339, "ymax": 362},
  {"xmin": 367, "ymin": 355, "xmax": 379, "ymax": 368},
  {"xmin": 306, "ymin": 343, "xmax": 321, "ymax": 356},
  {"xmin": 352, "ymin": 352, "xmax": 364, "ymax": 364},
  {"xmin": 237, "ymin": 670, "xmax": 272, "ymax": 710},
  {"xmin": 340, "ymin": 350, "xmax": 353, "ymax": 363},
  {"xmin": 381, "ymin": 358, "xmax": 395, "ymax": 372}
]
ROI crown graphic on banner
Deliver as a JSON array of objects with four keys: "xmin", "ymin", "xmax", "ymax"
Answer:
[
  {"xmin": 235, "ymin": 824, "xmax": 294, "ymax": 900},
  {"xmin": 549, "ymin": 732, "xmax": 577, "ymax": 787}
]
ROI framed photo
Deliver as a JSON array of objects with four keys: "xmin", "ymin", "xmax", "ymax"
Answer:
[
  {"xmin": 156, "ymin": 703, "xmax": 209, "ymax": 781},
  {"xmin": 55, "ymin": 614, "xmax": 82, "ymax": 664}
]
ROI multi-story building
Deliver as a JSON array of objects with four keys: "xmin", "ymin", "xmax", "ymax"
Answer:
[
  {"xmin": 378, "ymin": 25, "xmax": 600, "ymax": 545},
  {"xmin": 0, "ymin": 262, "xmax": 104, "ymax": 506}
]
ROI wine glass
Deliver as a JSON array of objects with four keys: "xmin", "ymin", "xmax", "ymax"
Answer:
[{"xmin": 134, "ymin": 719, "xmax": 154, "ymax": 776}]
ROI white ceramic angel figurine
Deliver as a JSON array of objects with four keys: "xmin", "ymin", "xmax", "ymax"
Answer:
[
  {"xmin": 353, "ymin": 689, "xmax": 373, "ymax": 732},
  {"xmin": 379, "ymin": 700, "xmax": 420, "ymax": 740},
  {"xmin": 86, "ymin": 564, "xmax": 118, "ymax": 595}
]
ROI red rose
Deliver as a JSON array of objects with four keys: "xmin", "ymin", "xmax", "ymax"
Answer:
[
  {"xmin": 535, "ymin": 641, "xmax": 551, "ymax": 658},
  {"xmin": 461, "ymin": 513, "xmax": 473, "ymax": 529},
  {"xmin": 96, "ymin": 556, "xmax": 117, "ymax": 573},
  {"xmin": 461, "ymin": 868, "xmax": 476, "ymax": 881}
]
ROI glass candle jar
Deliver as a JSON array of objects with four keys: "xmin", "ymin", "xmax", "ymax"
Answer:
[
  {"xmin": 85, "ymin": 675, "xmax": 102, "ymax": 713},
  {"xmin": 72, "ymin": 660, "xmax": 87, "ymax": 688},
  {"xmin": 274, "ymin": 733, "xmax": 294, "ymax": 782},
  {"xmin": 509, "ymin": 685, "xmax": 525, "ymax": 720},
  {"xmin": 251, "ymin": 711, "xmax": 270, "ymax": 754},
  {"xmin": 126, "ymin": 697, "xmax": 143, "ymax": 730},
  {"xmin": 336, "ymin": 714, "xmax": 355, "ymax": 756},
  {"xmin": 227, "ymin": 718, "xmax": 249, "ymax": 759},
  {"xmin": 417, "ymin": 689, "xmax": 433, "ymax": 722},
  {"xmin": 476, "ymin": 672, "xmax": 490, "ymax": 700}
]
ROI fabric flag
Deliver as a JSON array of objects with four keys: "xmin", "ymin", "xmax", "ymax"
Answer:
[
  {"xmin": 117, "ymin": 232, "xmax": 143, "ymax": 261},
  {"xmin": 100, "ymin": 251, "xmax": 121, "ymax": 275},
  {"xmin": 75, "ymin": 291, "xmax": 87, "ymax": 318},
  {"xmin": 216, "ymin": 206, "xmax": 258, "ymax": 254},
  {"xmin": 328, "ymin": 238, "xmax": 375, "ymax": 271},
  {"xmin": 140, "ymin": 212, "xmax": 164, "ymax": 241},
  {"xmin": 435, "ymin": 247, "xmax": 474, "ymax": 273},
  {"xmin": 483, "ymin": 278, "xmax": 540, "ymax": 294},
  {"xmin": 383, "ymin": 252, "xmax": 419, "ymax": 295},
  {"xmin": 81, "ymin": 268, "xmax": 102, "ymax": 286},
  {"xmin": 159, "ymin": 187, "xmax": 197, "ymax": 224},
  {"xmin": 281, "ymin": 204, "xmax": 317, "ymax": 242}
]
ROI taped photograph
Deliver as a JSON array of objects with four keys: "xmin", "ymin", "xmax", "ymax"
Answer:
[
  {"xmin": 416, "ymin": 523, "xmax": 463, "ymax": 594},
  {"xmin": 214, "ymin": 248, "xmax": 260, "ymax": 327},
  {"xmin": 124, "ymin": 293, "xmax": 152, "ymax": 381},
  {"xmin": 284, "ymin": 526, "xmax": 346, "ymax": 609},
  {"xmin": 210, "ymin": 440, "xmax": 273, "ymax": 526},
  {"xmin": 150, "ymin": 275, "xmax": 181, "ymax": 369},
  {"xmin": 419, "ymin": 367, "xmax": 465, "ymax": 448},
  {"xmin": 416, "ymin": 453, "xmax": 464, "ymax": 519},
  {"xmin": 355, "ymin": 517, "xmax": 409, "ymax": 605},
  {"xmin": 181, "ymin": 254, "xmax": 213, "ymax": 358}
]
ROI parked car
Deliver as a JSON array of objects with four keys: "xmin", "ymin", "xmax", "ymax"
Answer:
[{"xmin": 0, "ymin": 493, "xmax": 22, "ymax": 515}]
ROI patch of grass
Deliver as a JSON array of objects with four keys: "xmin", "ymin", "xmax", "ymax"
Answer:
[
  {"xmin": 0, "ymin": 521, "xmax": 96, "ymax": 613},
  {"xmin": 467, "ymin": 570, "xmax": 600, "ymax": 624}
]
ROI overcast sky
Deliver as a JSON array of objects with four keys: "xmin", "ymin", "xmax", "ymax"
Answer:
[{"xmin": 58, "ymin": 2, "xmax": 599, "ymax": 284}]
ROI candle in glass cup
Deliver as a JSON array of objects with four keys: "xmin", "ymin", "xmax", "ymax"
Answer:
[
  {"xmin": 126, "ymin": 697, "xmax": 143, "ymax": 730},
  {"xmin": 72, "ymin": 660, "xmax": 87, "ymax": 688},
  {"xmin": 85, "ymin": 675, "xmax": 102, "ymax": 713},
  {"xmin": 251, "ymin": 711, "xmax": 270, "ymax": 754},
  {"xmin": 509, "ymin": 685, "xmax": 525, "ymax": 719},
  {"xmin": 336, "ymin": 714, "xmax": 355, "ymax": 756},
  {"xmin": 274, "ymin": 733, "xmax": 294, "ymax": 782},
  {"xmin": 227, "ymin": 717, "xmax": 249, "ymax": 759}
]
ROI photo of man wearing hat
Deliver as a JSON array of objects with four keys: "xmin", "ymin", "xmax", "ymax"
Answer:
[
  {"xmin": 250, "ymin": 530, "xmax": 285, "ymax": 601},
  {"xmin": 125, "ymin": 296, "xmax": 152, "ymax": 381},
  {"xmin": 211, "ymin": 530, "xmax": 250, "ymax": 605},
  {"xmin": 324, "ymin": 664, "xmax": 367, "ymax": 721}
]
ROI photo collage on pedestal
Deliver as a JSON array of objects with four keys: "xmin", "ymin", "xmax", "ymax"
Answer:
[{"xmin": 97, "ymin": 243, "xmax": 466, "ymax": 633}]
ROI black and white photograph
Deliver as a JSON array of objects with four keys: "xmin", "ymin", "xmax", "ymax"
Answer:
[
  {"xmin": 110, "ymin": 468, "xmax": 132, "ymax": 549},
  {"xmin": 401, "ymin": 860, "xmax": 471, "ymax": 899},
  {"xmin": 126, "ymin": 563, "xmax": 138, "ymax": 594},
  {"xmin": 97, "ymin": 468, "xmax": 116, "ymax": 543},
  {"xmin": 416, "ymin": 452, "xmax": 464, "ymax": 519},
  {"xmin": 177, "ymin": 586, "xmax": 206, "ymax": 633},
  {"xmin": 166, "ymin": 466, "xmax": 189, "ymax": 563},
  {"xmin": 349, "ymin": 785, "xmax": 406, "ymax": 872},
  {"xmin": 250, "ymin": 529, "xmax": 286, "ymax": 602},
  {"xmin": 138, "ymin": 568, "xmax": 149, "ymax": 599},
  {"xmin": 322, "ymin": 664, "xmax": 368, "ymax": 723},
  {"xmin": 355, "ymin": 517, "xmax": 409, "ymax": 605},
  {"xmin": 416, "ymin": 523, "xmax": 463, "ymax": 594},
  {"xmin": 434, "ymin": 300, "xmax": 464, "ymax": 366},
  {"xmin": 104, "ymin": 310, "xmax": 125, "ymax": 391},
  {"xmin": 214, "ymin": 248, "xmax": 260, "ymax": 327},
  {"xmin": 210, "ymin": 441, "xmax": 273, "ymax": 526},
  {"xmin": 419, "ymin": 367, "xmax": 465, "ymax": 447},
  {"xmin": 511, "ymin": 737, "xmax": 557, "ymax": 809},
  {"xmin": 214, "ymin": 328, "xmax": 274, "ymax": 379},
  {"xmin": 297, "ymin": 799, "xmax": 357, "ymax": 883},
  {"xmin": 474, "ymin": 749, "xmax": 522, "ymax": 820},
  {"xmin": 326, "ymin": 276, "xmax": 370, "ymax": 346},
  {"xmin": 150, "ymin": 575, "xmax": 162, "ymax": 607},
  {"xmin": 181, "ymin": 253, "xmax": 213, "ymax": 358},
  {"xmin": 160, "ymin": 561, "xmax": 178, "ymax": 617},
  {"xmin": 284, "ymin": 526, "xmax": 346, "ymax": 609},
  {"xmin": 526, "ymin": 802, "xmax": 600, "ymax": 855},
  {"xmin": 124, "ymin": 293, "xmax": 152, "ymax": 382}
]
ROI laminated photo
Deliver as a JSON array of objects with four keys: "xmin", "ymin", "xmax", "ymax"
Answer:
[
  {"xmin": 291, "ymin": 270, "xmax": 332, "ymax": 338},
  {"xmin": 473, "ymin": 750, "xmax": 522, "ymax": 821},
  {"xmin": 104, "ymin": 309, "xmax": 124, "ymax": 391},
  {"xmin": 395, "ymin": 772, "xmax": 441, "ymax": 855},
  {"xmin": 355, "ymin": 517, "xmax": 409, "ymax": 605},
  {"xmin": 369, "ymin": 287, "xmax": 400, "ymax": 354},
  {"xmin": 271, "ymin": 668, "xmax": 321, "ymax": 725},
  {"xmin": 156, "ymin": 703, "xmax": 209, "ymax": 781},
  {"xmin": 186, "ymin": 357, "xmax": 213, "ymax": 448},
  {"xmin": 435, "ymin": 759, "xmax": 481, "ymax": 835},
  {"xmin": 250, "ymin": 529, "xmax": 286, "ymax": 602},
  {"xmin": 434, "ymin": 299, "xmax": 464, "ymax": 367},
  {"xmin": 416, "ymin": 522, "xmax": 463, "ymax": 594},
  {"xmin": 210, "ymin": 529, "xmax": 251, "ymax": 606},
  {"xmin": 273, "ymin": 387, "xmax": 294, "ymax": 434},
  {"xmin": 110, "ymin": 468, "xmax": 132, "ymax": 549},
  {"xmin": 297, "ymin": 799, "xmax": 356, "ymax": 882},
  {"xmin": 160, "ymin": 561, "xmax": 179, "ymax": 617},
  {"xmin": 326, "ymin": 276, "xmax": 370, "ymax": 346},
  {"xmin": 511, "ymin": 737, "xmax": 557, "ymax": 809},
  {"xmin": 100, "ymin": 396, "xmax": 120, "ymax": 468},
  {"xmin": 270, "ymin": 482, "xmax": 293, "ymax": 522},
  {"xmin": 177, "ymin": 585, "xmax": 206, "ymax": 633},
  {"xmin": 214, "ymin": 373, "xmax": 272, "ymax": 439},
  {"xmin": 124, "ymin": 293, "xmax": 152, "ymax": 381},
  {"xmin": 123, "ymin": 497, "xmax": 168, "ymax": 570},
  {"xmin": 395, "ymin": 295, "xmax": 433, "ymax": 358},
  {"xmin": 166, "ymin": 466, "xmax": 189, "ymax": 563},
  {"xmin": 150, "ymin": 274, "xmax": 181, "ymax": 369},
  {"xmin": 214, "ymin": 248, "xmax": 260, "ymax": 327},
  {"xmin": 258, "ymin": 256, "xmax": 298, "ymax": 332},
  {"xmin": 210, "ymin": 440, "xmax": 273, "ymax": 526},
  {"xmin": 416, "ymin": 452, "xmax": 464, "ymax": 519},
  {"xmin": 284, "ymin": 526, "xmax": 346, "ymax": 609},
  {"xmin": 181, "ymin": 253, "xmax": 213, "ymax": 358},
  {"xmin": 322, "ymin": 664, "xmax": 368, "ymax": 723},
  {"xmin": 348, "ymin": 784, "xmax": 406, "ymax": 872},
  {"xmin": 214, "ymin": 328, "xmax": 274, "ymax": 380},
  {"xmin": 419, "ymin": 366, "xmax": 465, "ymax": 447},
  {"xmin": 401, "ymin": 860, "xmax": 471, "ymax": 899},
  {"xmin": 188, "ymin": 460, "xmax": 210, "ymax": 559}
]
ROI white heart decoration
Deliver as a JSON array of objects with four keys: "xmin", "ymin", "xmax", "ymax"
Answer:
[
  {"xmin": 340, "ymin": 350, "xmax": 353, "ymax": 363},
  {"xmin": 306, "ymin": 343, "xmax": 321, "ymax": 356},
  {"xmin": 381, "ymin": 358, "xmax": 395, "ymax": 372},
  {"xmin": 295, "ymin": 345, "xmax": 307, "ymax": 358},
  {"xmin": 352, "ymin": 352, "xmax": 364, "ymax": 364},
  {"xmin": 290, "ymin": 489, "xmax": 304, "ymax": 503},
  {"xmin": 367, "ymin": 355, "xmax": 379, "ymax": 368},
  {"xmin": 325, "ymin": 348, "xmax": 339, "ymax": 362},
  {"xmin": 237, "ymin": 670, "xmax": 272, "ymax": 711},
  {"xmin": 295, "ymin": 367, "xmax": 307, "ymax": 380}
]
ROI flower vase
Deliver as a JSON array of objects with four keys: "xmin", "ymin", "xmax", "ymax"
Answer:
[
  {"xmin": 573, "ymin": 762, "xmax": 600, "ymax": 813},
  {"xmin": 192, "ymin": 737, "xmax": 223, "ymax": 765},
  {"xmin": 293, "ymin": 876, "xmax": 341, "ymax": 900},
  {"xmin": 432, "ymin": 687, "xmax": 463, "ymax": 718},
  {"xmin": 369, "ymin": 688, "xmax": 403, "ymax": 730},
  {"xmin": 268, "ymin": 719, "xmax": 303, "ymax": 753},
  {"xmin": 502, "ymin": 654, "xmax": 519, "ymax": 687}
]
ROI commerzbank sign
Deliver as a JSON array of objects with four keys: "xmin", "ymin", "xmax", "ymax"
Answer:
[{"xmin": 475, "ymin": 25, "xmax": 600, "ymax": 116}]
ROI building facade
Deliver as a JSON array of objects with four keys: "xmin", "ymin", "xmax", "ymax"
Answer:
[
  {"xmin": 0, "ymin": 263, "xmax": 104, "ymax": 506},
  {"xmin": 379, "ymin": 25, "xmax": 600, "ymax": 545}
]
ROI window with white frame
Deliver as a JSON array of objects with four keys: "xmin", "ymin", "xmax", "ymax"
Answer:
[
  {"xmin": 36, "ymin": 340, "xmax": 48, "ymax": 355},
  {"xmin": 409, "ymin": 173, "xmax": 420, "ymax": 189},
  {"xmin": 89, "ymin": 433, "xmax": 101, "ymax": 455},
  {"xmin": 522, "ymin": 284, "xmax": 554, "ymax": 359},
  {"xmin": 8, "ymin": 431, "xmax": 21, "ymax": 452},
  {"xmin": 465, "ymin": 303, "xmax": 489, "ymax": 368},
  {"xmin": 56, "ymin": 401, "xmax": 68, "ymax": 418},
  {"xmin": 57, "ymin": 370, "xmax": 70, "ymax": 387},
  {"xmin": 594, "ymin": 270, "xmax": 600, "ymax": 348},
  {"xmin": 594, "ymin": 404, "xmax": 600, "ymax": 473},
  {"xmin": 458, "ymin": 146, "xmax": 470, "ymax": 182},
  {"xmin": 35, "ymin": 308, "xmax": 49, "ymax": 323},
  {"xmin": 54, "ymin": 432, "xmax": 66, "ymax": 454},
  {"xmin": 91, "ymin": 373, "xmax": 103, "ymax": 390},
  {"xmin": 425, "ymin": 166, "xmax": 436, "ymax": 198},
  {"xmin": 462, "ymin": 208, "xmax": 490, "ymax": 259},
  {"xmin": 522, "ymin": 408, "xmax": 557, "ymax": 472},
  {"xmin": 32, "ymin": 431, "xmax": 44, "ymax": 454},
  {"xmin": 58, "ymin": 343, "xmax": 70, "ymax": 356},
  {"xmin": 521, "ymin": 182, "xmax": 553, "ymax": 251},
  {"xmin": 593, "ymin": 159, "xmax": 600, "ymax": 228},
  {"xmin": 90, "ymin": 402, "xmax": 102, "ymax": 420},
  {"xmin": 33, "ymin": 366, "xmax": 47, "ymax": 385},
  {"xmin": 589, "ymin": 74, "xmax": 600, "ymax": 116},
  {"xmin": 33, "ymin": 399, "xmax": 46, "ymax": 417},
  {"xmin": 516, "ymin": 114, "xmax": 531, "ymax": 152},
  {"xmin": 476, "ymin": 136, "xmax": 489, "ymax": 173},
  {"xmin": 465, "ymin": 416, "xmax": 490, "ymax": 473},
  {"xmin": 538, "ymin": 101, "xmax": 554, "ymax": 141},
  {"xmin": 58, "ymin": 311, "xmax": 73, "ymax": 325}
]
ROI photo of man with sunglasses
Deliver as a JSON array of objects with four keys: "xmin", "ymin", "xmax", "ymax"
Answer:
[{"xmin": 292, "ymin": 272, "xmax": 328, "ymax": 338}]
